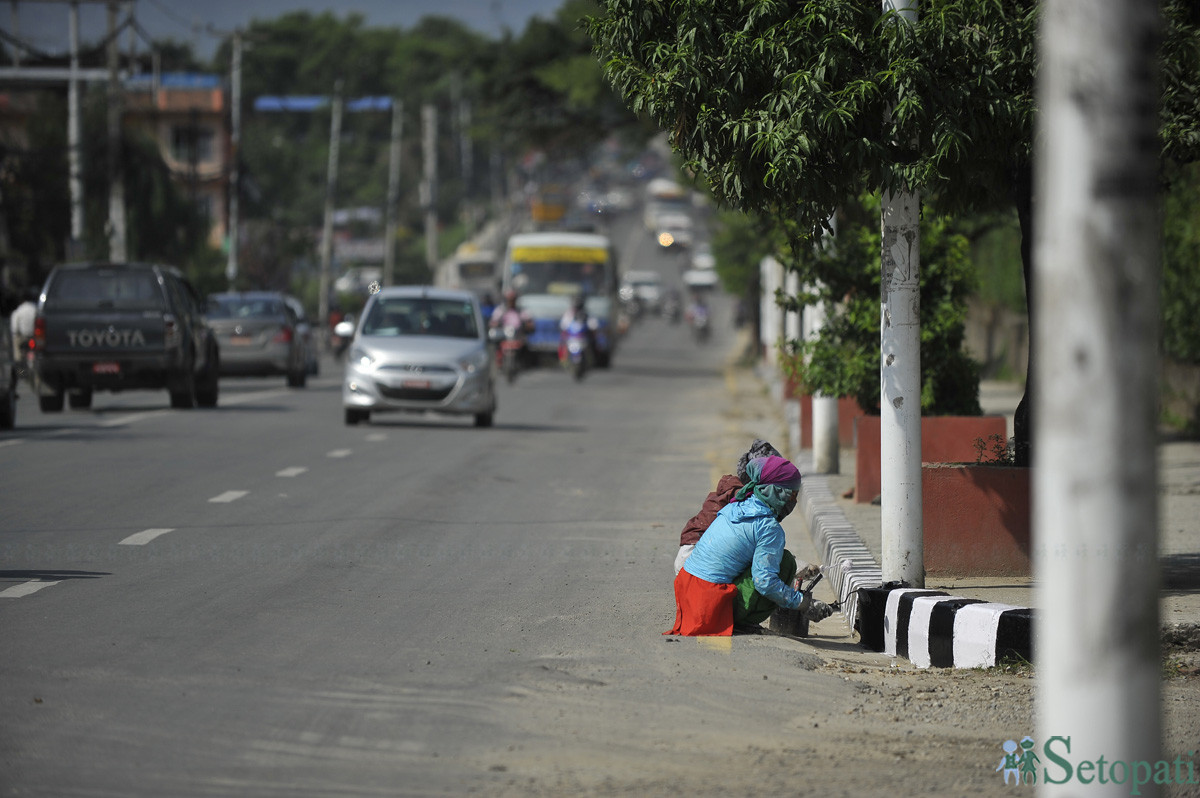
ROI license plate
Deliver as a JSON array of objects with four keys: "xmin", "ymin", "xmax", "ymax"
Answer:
[
  {"xmin": 402, "ymin": 379, "xmax": 431, "ymax": 389},
  {"xmin": 92, "ymin": 362, "xmax": 120, "ymax": 375},
  {"xmin": 230, "ymin": 336, "xmax": 252, "ymax": 346}
]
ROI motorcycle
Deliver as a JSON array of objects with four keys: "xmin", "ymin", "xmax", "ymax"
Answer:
[
  {"xmin": 559, "ymin": 318, "xmax": 591, "ymax": 381},
  {"xmin": 493, "ymin": 324, "xmax": 527, "ymax": 384}
]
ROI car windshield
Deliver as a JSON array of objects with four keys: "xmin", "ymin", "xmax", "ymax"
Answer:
[
  {"xmin": 362, "ymin": 297, "xmax": 479, "ymax": 339},
  {"xmin": 208, "ymin": 296, "xmax": 286, "ymax": 319},
  {"xmin": 46, "ymin": 269, "xmax": 164, "ymax": 311}
]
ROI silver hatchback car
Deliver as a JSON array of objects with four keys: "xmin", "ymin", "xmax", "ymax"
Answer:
[{"xmin": 342, "ymin": 286, "xmax": 496, "ymax": 427}]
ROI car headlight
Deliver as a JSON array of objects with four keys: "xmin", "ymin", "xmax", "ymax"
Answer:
[
  {"xmin": 349, "ymin": 346, "xmax": 375, "ymax": 367},
  {"xmin": 459, "ymin": 349, "xmax": 489, "ymax": 374}
]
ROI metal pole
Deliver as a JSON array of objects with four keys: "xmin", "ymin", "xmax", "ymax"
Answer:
[
  {"xmin": 809, "ymin": 296, "xmax": 840, "ymax": 474},
  {"xmin": 225, "ymin": 30, "xmax": 242, "ymax": 288},
  {"xmin": 1034, "ymin": 0, "xmax": 1162, "ymax": 792},
  {"xmin": 68, "ymin": 0, "xmax": 83, "ymax": 251},
  {"xmin": 382, "ymin": 99, "xmax": 402, "ymax": 287},
  {"xmin": 318, "ymin": 83, "xmax": 343, "ymax": 348},
  {"xmin": 106, "ymin": 1, "xmax": 126, "ymax": 262},
  {"xmin": 421, "ymin": 104, "xmax": 438, "ymax": 273},
  {"xmin": 880, "ymin": 0, "xmax": 921, "ymax": 587},
  {"xmin": 811, "ymin": 216, "xmax": 840, "ymax": 474}
]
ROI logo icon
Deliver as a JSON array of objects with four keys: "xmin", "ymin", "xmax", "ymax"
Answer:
[{"xmin": 998, "ymin": 736, "xmax": 1041, "ymax": 786}]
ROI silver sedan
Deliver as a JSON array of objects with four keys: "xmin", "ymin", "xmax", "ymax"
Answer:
[{"xmin": 342, "ymin": 286, "xmax": 496, "ymax": 427}]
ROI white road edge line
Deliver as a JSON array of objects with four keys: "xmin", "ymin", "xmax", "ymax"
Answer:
[
  {"xmin": 0, "ymin": 581, "xmax": 62, "ymax": 599},
  {"xmin": 276, "ymin": 467, "xmax": 308, "ymax": 477},
  {"xmin": 209, "ymin": 490, "xmax": 249, "ymax": 503},
  {"xmin": 119, "ymin": 528, "xmax": 176, "ymax": 546}
]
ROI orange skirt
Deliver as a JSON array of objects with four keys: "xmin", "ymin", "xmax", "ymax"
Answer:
[{"xmin": 665, "ymin": 568, "xmax": 738, "ymax": 636}]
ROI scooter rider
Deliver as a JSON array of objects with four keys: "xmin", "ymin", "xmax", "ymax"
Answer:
[
  {"xmin": 489, "ymin": 289, "xmax": 533, "ymax": 363},
  {"xmin": 559, "ymin": 294, "xmax": 598, "ymax": 338},
  {"xmin": 489, "ymin": 288, "xmax": 533, "ymax": 334}
]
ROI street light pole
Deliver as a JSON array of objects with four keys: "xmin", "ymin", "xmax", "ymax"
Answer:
[
  {"xmin": 421, "ymin": 104, "xmax": 438, "ymax": 273},
  {"xmin": 68, "ymin": 0, "xmax": 83, "ymax": 254},
  {"xmin": 383, "ymin": 99, "xmax": 402, "ymax": 287},
  {"xmin": 105, "ymin": 0, "xmax": 127, "ymax": 261},
  {"xmin": 226, "ymin": 29, "xmax": 242, "ymax": 289},
  {"xmin": 318, "ymin": 82, "xmax": 343, "ymax": 346}
]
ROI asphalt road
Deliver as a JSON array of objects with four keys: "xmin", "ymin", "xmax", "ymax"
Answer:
[{"xmin": 2, "ymin": 220, "xmax": 862, "ymax": 795}]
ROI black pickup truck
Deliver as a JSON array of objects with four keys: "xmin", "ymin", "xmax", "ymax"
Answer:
[{"xmin": 33, "ymin": 262, "xmax": 220, "ymax": 411}]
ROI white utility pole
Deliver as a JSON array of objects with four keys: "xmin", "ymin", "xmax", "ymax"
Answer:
[
  {"xmin": 1034, "ymin": 0, "xmax": 1162, "ymax": 793},
  {"xmin": 421, "ymin": 104, "xmax": 438, "ymax": 272},
  {"xmin": 226, "ymin": 30, "xmax": 242, "ymax": 288},
  {"xmin": 105, "ymin": 1, "xmax": 127, "ymax": 261},
  {"xmin": 880, "ymin": 0, "xmax": 922, "ymax": 587},
  {"xmin": 382, "ymin": 99, "xmax": 403, "ymax": 287},
  {"xmin": 68, "ymin": 0, "xmax": 83, "ymax": 252},
  {"xmin": 808, "ymin": 300, "xmax": 840, "ymax": 474},
  {"xmin": 810, "ymin": 216, "xmax": 840, "ymax": 475},
  {"xmin": 318, "ymin": 82, "xmax": 344, "ymax": 345}
]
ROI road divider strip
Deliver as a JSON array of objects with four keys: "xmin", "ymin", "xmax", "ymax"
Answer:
[
  {"xmin": 119, "ymin": 528, "xmax": 176, "ymax": 546},
  {"xmin": 0, "ymin": 580, "xmax": 61, "ymax": 598}
]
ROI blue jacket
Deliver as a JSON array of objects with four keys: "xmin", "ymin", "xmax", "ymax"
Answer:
[{"xmin": 682, "ymin": 495, "xmax": 804, "ymax": 610}]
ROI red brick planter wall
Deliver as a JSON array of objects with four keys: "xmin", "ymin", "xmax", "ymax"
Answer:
[
  {"xmin": 922, "ymin": 464, "xmax": 1031, "ymax": 576},
  {"xmin": 854, "ymin": 415, "xmax": 1008, "ymax": 503}
]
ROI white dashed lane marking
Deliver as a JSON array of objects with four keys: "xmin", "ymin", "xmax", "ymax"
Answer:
[
  {"xmin": 119, "ymin": 528, "xmax": 175, "ymax": 546},
  {"xmin": 365, "ymin": 433, "xmax": 387, "ymax": 442},
  {"xmin": 208, "ymin": 490, "xmax": 249, "ymax": 503},
  {"xmin": 276, "ymin": 467, "xmax": 308, "ymax": 477},
  {"xmin": 0, "ymin": 581, "xmax": 61, "ymax": 599},
  {"xmin": 326, "ymin": 449, "xmax": 352, "ymax": 459}
]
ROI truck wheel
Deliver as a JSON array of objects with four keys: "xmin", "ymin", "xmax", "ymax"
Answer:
[
  {"xmin": 169, "ymin": 364, "xmax": 196, "ymax": 409},
  {"xmin": 0, "ymin": 375, "xmax": 15, "ymax": 429},
  {"xmin": 68, "ymin": 388, "xmax": 93, "ymax": 409},
  {"xmin": 39, "ymin": 390, "xmax": 64, "ymax": 413},
  {"xmin": 196, "ymin": 350, "xmax": 219, "ymax": 408}
]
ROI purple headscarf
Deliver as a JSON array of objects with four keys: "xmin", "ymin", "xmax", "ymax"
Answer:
[{"xmin": 734, "ymin": 455, "xmax": 802, "ymax": 517}]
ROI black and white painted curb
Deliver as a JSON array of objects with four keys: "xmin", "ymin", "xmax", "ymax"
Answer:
[
  {"xmin": 795, "ymin": 464, "xmax": 884, "ymax": 634},
  {"xmin": 796, "ymin": 460, "xmax": 1034, "ymax": 669},
  {"xmin": 855, "ymin": 587, "xmax": 1034, "ymax": 668}
]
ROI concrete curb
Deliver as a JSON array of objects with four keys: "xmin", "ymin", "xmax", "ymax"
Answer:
[
  {"xmin": 761, "ymin": 365, "xmax": 1037, "ymax": 669},
  {"xmin": 795, "ymin": 454, "xmax": 1036, "ymax": 670},
  {"xmin": 794, "ymin": 461, "xmax": 882, "ymax": 635},
  {"xmin": 855, "ymin": 587, "xmax": 1035, "ymax": 669}
]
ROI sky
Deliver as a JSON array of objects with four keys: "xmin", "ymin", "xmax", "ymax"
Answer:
[{"xmin": 7, "ymin": 0, "xmax": 571, "ymax": 61}]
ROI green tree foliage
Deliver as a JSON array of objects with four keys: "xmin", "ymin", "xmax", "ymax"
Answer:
[
  {"xmin": 782, "ymin": 194, "xmax": 980, "ymax": 416},
  {"xmin": 592, "ymin": 0, "xmax": 1200, "ymax": 447},
  {"xmin": 0, "ymin": 92, "xmax": 70, "ymax": 280},
  {"xmin": 1162, "ymin": 163, "xmax": 1200, "ymax": 364},
  {"xmin": 590, "ymin": 0, "xmax": 1037, "ymax": 232}
]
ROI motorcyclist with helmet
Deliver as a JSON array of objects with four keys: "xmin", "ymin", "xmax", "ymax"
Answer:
[{"xmin": 489, "ymin": 289, "xmax": 534, "ymax": 371}]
